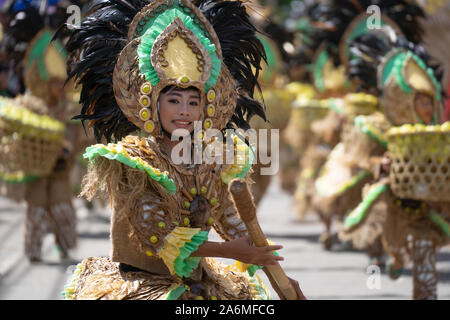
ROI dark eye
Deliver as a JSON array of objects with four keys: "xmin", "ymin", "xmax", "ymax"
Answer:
[
  {"xmin": 168, "ymin": 99, "xmax": 179, "ymax": 104},
  {"xmin": 190, "ymin": 101, "xmax": 199, "ymax": 106}
]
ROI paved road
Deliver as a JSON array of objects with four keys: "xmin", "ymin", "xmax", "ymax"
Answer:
[{"xmin": 0, "ymin": 177, "xmax": 449, "ymax": 300}]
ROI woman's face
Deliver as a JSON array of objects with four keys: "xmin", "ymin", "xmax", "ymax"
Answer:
[
  {"xmin": 158, "ymin": 87, "xmax": 201, "ymax": 136},
  {"xmin": 414, "ymin": 93, "xmax": 434, "ymax": 125}
]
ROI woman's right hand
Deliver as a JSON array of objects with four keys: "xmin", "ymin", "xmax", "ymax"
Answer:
[{"xmin": 220, "ymin": 235, "xmax": 284, "ymax": 267}]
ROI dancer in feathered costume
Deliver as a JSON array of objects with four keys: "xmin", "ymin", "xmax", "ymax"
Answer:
[
  {"xmin": 339, "ymin": 28, "xmax": 449, "ymax": 299},
  {"xmin": 60, "ymin": 0, "xmax": 305, "ymax": 300},
  {"xmin": 0, "ymin": 3, "xmax": 78, "ymax": 261},
  {"xmin": 248, "ymin": 6, "xmax": 308, "ymax": 203},
  {"xmin": 283, "ymin": 0, "xmax": 342, "ymax": 225},
  {"xmin": 296, "ymin": 0, "xmax": 426, "ymax": 251}
]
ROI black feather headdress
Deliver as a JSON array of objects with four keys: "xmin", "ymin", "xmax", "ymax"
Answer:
[
  {"xmin": 348, "ymin": 31, "xmax": 444, "ymax": 95},
  {"xmin": 61, "ymin": 0, "xmax": 266, "ymax": 142},
  {"xmin": 307, "ymin": 0, "xmax": 425, "ymax": 66}
]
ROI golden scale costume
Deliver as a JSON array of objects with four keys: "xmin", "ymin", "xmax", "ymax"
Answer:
[
  {"xmin": 336, "ymin": 23, "xmax": 450, "ymax": 299},
  {"xmin": 61, "ymin": 0, "xmax": 273, "ymax": 300},
  {"xmin": 0, "ymin": 6, "xmax": 78, "ymax": 261}
]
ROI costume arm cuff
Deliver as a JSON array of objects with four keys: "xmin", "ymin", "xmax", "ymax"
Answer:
[{"xmin": 158, "ymin": 227, "xmax": 209, "ymax": 278}]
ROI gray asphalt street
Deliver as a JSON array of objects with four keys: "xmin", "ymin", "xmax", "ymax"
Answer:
[{"xmin": 0, "ymin": 176, "xmax": 449, "ymax": 300}]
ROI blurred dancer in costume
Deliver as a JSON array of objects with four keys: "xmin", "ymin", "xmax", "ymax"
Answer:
[
  {"xmin": 247, "ymin": 6, "xmax": 306, "ymax": 204},
  {"xmin": 298, "ymin": 0, "xmax": 425, "ymax": 251},
  {"xmin": 340, "ymin": 28, "xmax": 449, "ymax": 299},
  {"xmin": 1, "ymin": 2, "xmax": 79, "ymax": 261}
]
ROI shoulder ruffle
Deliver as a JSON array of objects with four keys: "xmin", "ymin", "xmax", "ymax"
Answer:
[
  {"xmin": 83, "ymin": 137, "xmax": 176, "ymax": 195},
  {"xmin": 220, "ymin": 134, "xmax": 255, "ymax": 185}
]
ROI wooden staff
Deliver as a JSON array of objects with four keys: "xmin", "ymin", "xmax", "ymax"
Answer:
[{"xmin": 228, "ymin": 178, "xmax": 298, "ymax": 300}]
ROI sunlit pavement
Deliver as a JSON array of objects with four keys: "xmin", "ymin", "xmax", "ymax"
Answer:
[{"xmin": 0, "ymin": 176, "xmax": 449, "ymax": 300}]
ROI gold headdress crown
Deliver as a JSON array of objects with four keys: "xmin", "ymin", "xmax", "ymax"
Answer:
[
  {"xmin": 378, "ymin": 49, "xmax": 443, "ymax": 125},
  {"xmin": 23, "ymin": 28, "xmax": 67, "ymax": 103},
  {"xmin": 113, "ymin": 0, "xmax": 237, "ymax": 137}
]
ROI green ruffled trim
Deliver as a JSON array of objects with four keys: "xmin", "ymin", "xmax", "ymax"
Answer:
[
  {"xmin": 429, "ymin": 211, "xmax": 450, "ymax": 237},
  {"xmin": 83, "ymin": 144, "xmax": 176, "ymax": 195},
  {"xmin": 344, "ymin": 184, "xmax": 388, "ymax": 230},
  {"xmin": 237, "ymin": 146, "xmax": 255, "ymax": 179},
  {"xmin": 173, "ymin": 230, "xmax": 209, "ymax": 278},
  {"xmin": 248, "ymin": 275, "xmax": 270, "ymax": 300},
  {"xmin": 137, "ymin": 5, "xmax": 221, "ymax": 91},
  {"xmin": 247, "ymin": 264, "xmax": 263, "ymax": 277},
  {"xmin": 165, "ymin": 285, "xmax": 187, "ymax": 300},
  {"xmin": 354, "ymin": 115, "xmax": 388, "ymax": 148},
  {"xmin": 61, "ymin": 260, "xmax": 86, "ymax": 300},
  {"xmin": 220, "ymin": 137, "xmax": 255, "ymax": 185}
]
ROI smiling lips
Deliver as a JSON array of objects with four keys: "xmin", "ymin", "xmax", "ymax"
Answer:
[{"xmin": 173, "ymin": 119, "xmax": 192, "ymax": 129}]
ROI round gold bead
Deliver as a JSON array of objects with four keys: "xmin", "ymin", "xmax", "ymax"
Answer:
[
  {"xmin": 184, "ymin": 201, "xmax": 190, "ymax": 209},
  {"xmin": 209, "ymin": 197, "xmax": 217, "ymax": 206},
  {"xmin": 207, "ymin": 104, "xmax": 215, "ymax": 116},
  {"xmin": 150, "ymin": 236, "xmax": 158, "ymax": 244},
  {"xmin": 144, "ymin": 120, "xmax": 155, "ymax": 133},
  {"xmin": 140, "ymin": 95, "xmax": 150, "ymax": 107},
  {"xmin": 140, "ymin": 82, "xmax": 152, "ymax": 94},
  {"xmin": 190, "ymin": 187, "xmax": 197, "ymax": 196},
  {"xmin": 200, "ymin": 186, "xmax": 207, "ymax": 194},
  {"xmin": 184, "ymin": 217, "xmax": 190, "ymax": 226},
  {"xmin": 158, "ymin": 222, "xmax": 166, "ymax": 228},
  {"xmin": 179, "ymin": 76, "xmax": 190, "ymax": 84},
  {"xmin": 139, "ymin": 107, "xmax": 151, "ymax": 121},
  {"xmin": 145, "ymin": 250, "xmax": 153, "ymax": 256},
  {"xmin": 207, "ymin": 217, "xmax": 214, "ymax": 226},
  {"xmin": 204, "ymin": 118, "xmax": 212, "ymax": 129},
  {"xmin": 207, "ymin": 89, "xmax": 215, "ymax": 102}
]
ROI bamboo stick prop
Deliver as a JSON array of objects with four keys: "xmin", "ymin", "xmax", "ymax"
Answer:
[{"xmin": 228, "ymin": 178, "xmax": 298, "ymax": 300}]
